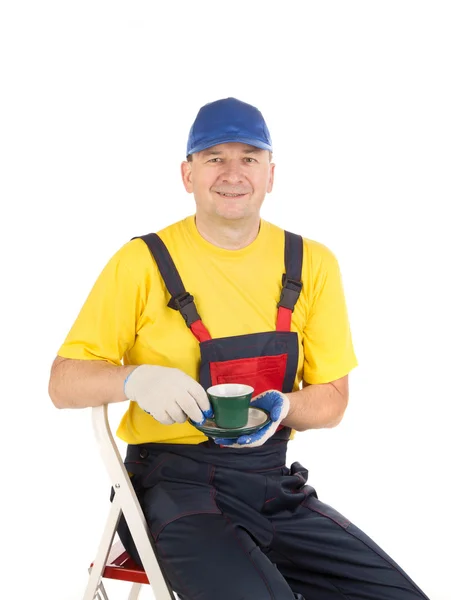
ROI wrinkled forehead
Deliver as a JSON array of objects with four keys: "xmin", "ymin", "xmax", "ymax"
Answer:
[{"xmin": 196, "ymin": 142, "xmax": 268, "ymax": 159}]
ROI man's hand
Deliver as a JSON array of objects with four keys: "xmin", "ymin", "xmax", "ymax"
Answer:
[
  {"xmin": 124, "ymin": 365, "xmax": 213, "ymax": 425},
  {"xmin": 214, "ymin": 390, "xmax": 290, "ymax": 448}
]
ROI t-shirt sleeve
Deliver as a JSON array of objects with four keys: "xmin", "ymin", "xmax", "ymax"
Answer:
[
  {"xmin": 302, "ymin": 244, "xmax": 358, "ymax": 384},
  {"xmin": 57, "ymin": 245, "xmax": 146, "ymax": 365}
]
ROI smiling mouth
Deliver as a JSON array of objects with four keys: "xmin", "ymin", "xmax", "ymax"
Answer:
[{"xmin": 216, "ymin": 192, "xmax": 248, "ymax": 198}]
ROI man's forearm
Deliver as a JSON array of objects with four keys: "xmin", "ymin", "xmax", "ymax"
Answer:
[
  {"xmin": 49, "ymin": 357, "xmax": 137, "ymax": 409},
  {"xmin": 283, "ymin": 381, "xmax": 348, "ymax": 432}
]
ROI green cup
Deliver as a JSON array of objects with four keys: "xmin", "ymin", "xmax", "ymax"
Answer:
[{"xmin": 207, "ymin": 383, "xmax": 254, "ymax": 429}]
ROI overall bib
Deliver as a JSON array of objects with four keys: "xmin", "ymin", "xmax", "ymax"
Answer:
[
  {"xmin": 138, "ymin": 230, "xmax": 304, "ymax": 398},
  {"xmin": 116, "ymin": 231, "xmax": 429, "ymax": 600}
]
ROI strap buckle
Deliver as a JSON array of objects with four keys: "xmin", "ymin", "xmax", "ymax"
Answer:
[
  {"xmin": 168, "ymin": 292, "xmax": 201, "ymax": 326},
  {"xmin": 277, "ymin": 274, "xmax": 303, "ymax": 311}
]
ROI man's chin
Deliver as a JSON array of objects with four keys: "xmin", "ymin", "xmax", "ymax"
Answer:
[
  {"xmin": 214, "ymin": 203, "xmax": 252, "ymax": 221},
  {"xmin": 215, "ymin": 210, "xmax": 249, "ymax": 221}
]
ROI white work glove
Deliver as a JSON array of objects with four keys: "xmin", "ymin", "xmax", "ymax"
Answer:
[
  {"xmin": 124, "ymin": 365, "xmax": 213, "ymax": 425},
  {"xmin": 213, "ymin": 390, "xmax": 290, "ymax": 448}
]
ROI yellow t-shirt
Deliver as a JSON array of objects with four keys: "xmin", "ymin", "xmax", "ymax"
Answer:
[{"xmin": 58, "ymin": 216, "xmax": 357, "ymax": 444}]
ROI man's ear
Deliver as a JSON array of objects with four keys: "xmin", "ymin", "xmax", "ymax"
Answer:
[
  {"xmin": 181, "ymin": 161, "xmax": 193, "ymax": 193},
  {"xmin": 267, "ymin": 162, "xmax": 275, "ymax": 193}
]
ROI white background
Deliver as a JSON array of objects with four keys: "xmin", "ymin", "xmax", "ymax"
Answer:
[{"xmin": 1, "ymin": 1, "xmax": 450, "ymax": 599}]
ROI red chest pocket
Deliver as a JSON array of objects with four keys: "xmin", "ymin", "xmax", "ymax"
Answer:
[{"xmin": 209, "ymin": 354, "xmax": 288, "ymax": 397}]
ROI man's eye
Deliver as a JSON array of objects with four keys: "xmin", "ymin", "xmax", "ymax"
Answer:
[
  {"xmin": 244, "ymin": 157, "xmax": 257, "ymax": 163},
  {"xmin": 208, "ymin": 158, "xmax": 222, "ymax": 163}
]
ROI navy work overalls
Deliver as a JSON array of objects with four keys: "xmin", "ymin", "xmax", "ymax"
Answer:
[{"xmin": 116, "ymin": 231, "xmax": 429, "ymax": 600}]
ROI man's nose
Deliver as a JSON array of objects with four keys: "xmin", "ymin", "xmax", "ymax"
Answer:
[{"xmin": 220, "ymin": 160, "xmax": 244, "ymax": 183}]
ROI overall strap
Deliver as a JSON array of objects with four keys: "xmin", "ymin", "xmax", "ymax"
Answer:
[
  {"xmin": 133, "ymin": 233, "xmax": 212, "ymax": 343},
  {"xmin": 276, "ymin": 231, "xmax": 304, "ymax": 331}
]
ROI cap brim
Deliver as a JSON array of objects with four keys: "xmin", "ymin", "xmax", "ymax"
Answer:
[{"xmin": 188, "ymin": 135, "xmax": 272, "ymax": 156}]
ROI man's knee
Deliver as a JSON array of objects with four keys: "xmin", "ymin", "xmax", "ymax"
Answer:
[{"xmin": 154, "ymin": 514, "xmax": 294, "ymax": 600}]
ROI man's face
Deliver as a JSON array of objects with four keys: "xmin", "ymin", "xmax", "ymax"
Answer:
[{"xmin": 181, "ymin": 142, "xmax": 275, "ymax": 221}]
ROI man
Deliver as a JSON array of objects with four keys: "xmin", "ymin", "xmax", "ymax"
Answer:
[{"xmin": 49, "ymin": 98, "xmax": 429, "ymax": 600}]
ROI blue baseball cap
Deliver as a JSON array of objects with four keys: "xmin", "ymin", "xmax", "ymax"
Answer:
[{"xmin": 186, "ymin": 97, "xmax": 273, "ymax": 157}]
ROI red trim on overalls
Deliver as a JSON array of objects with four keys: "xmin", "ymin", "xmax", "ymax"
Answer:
[
  {"xmin": 276, "ymin": 306, "xmax": 293, "ymax": 332},
  {"xmin": 190, "ymin": 320, "xmax": 212, "ymax": 343}
]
